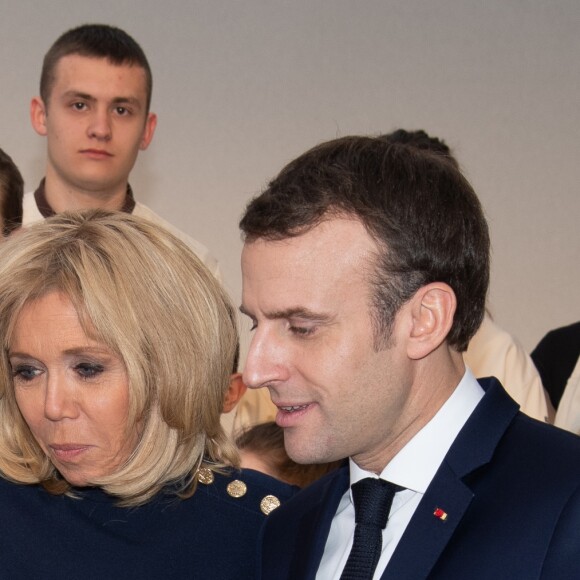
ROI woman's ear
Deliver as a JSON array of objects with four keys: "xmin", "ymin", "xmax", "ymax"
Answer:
[
  {"xmin": 406, "ymin": 283, "xmax": 456, "ymax": 360},
  {"xmin": 222, "ymin": 373, "xmax": 248, "ymax": 414}
]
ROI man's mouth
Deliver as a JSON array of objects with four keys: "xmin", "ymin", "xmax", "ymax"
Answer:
[
  {"xmin": 81, "ymin": 149, "xmax": 113, "ymax": 158},
  {"xmin": 278, "ymin": 404, "xmax": 309, "ymax": 413}
]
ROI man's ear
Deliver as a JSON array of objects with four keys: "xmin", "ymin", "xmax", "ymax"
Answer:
[
  {"xmin": 139, "ymin": 112, "xmax": 157, "ymax": 150},
  {"xmin": 30, "ymin": 97, "xmax": 48, "ymax": 136},
  {"xmin": 222, "ymin": 373, "xmax": 248, "ymax": 413},
  {"xmin": 406, "ymin": 283, "xmax": 456, "ymax": 360}
]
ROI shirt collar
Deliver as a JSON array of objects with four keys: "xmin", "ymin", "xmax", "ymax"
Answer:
[
  {"xmin": 33, "ymin": 179, "xmax": 136, "ymax": 218},
  {"xmin": 350, "ymin": 368, "xmax": 484, "ymax": 493}
]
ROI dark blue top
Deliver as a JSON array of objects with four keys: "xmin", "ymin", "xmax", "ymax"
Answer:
[{"xmin": 0, "ymin": 468, "xmax": 298, "ymax": 579}]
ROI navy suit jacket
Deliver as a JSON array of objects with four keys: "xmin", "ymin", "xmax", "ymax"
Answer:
[{"xmin": 258, "ymin": 378, "xmax": 580, "ymax": 579}]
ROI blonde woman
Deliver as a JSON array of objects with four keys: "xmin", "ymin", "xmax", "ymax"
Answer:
[{"xmin": 0, "ymin": 211, "xmax": 294, "ymax": 579}]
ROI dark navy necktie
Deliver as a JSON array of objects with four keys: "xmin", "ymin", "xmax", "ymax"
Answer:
[{"xmin": 340, "ymin": 477, "xmax": 404, "ymax": 580}]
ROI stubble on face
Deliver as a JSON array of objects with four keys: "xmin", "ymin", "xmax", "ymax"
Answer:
[{"xmin": 242, "ymin": 218, "xmax": 419, "ymax": 473}]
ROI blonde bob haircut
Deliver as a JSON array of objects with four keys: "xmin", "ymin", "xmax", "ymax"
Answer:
[{"xmin": 0, "ymin": 211, "xmax": 238, "ymax": 506}]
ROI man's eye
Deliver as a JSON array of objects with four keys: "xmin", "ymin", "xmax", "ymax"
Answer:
[
  {"xmin": 115, "ymin": 106, "xmax": 130, "ymax": 115},
  {"xmin": 75, "ymin": 363, "xmax": 104, "ymax": 379},
  {"xmin": 290, "ymin": 326, "xmax": 315, "ymax": 337},
  {"xmin": 12, "ymin": 365, "xmax": 42, "ymax": 382},
  {"xmin": 72, "ymin": 102, "xmax": 87, "ymax": 111}
]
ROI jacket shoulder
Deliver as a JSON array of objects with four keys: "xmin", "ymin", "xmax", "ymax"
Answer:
[{"xmin": 196, "ymin": 467, "xmax": 299, "ymax": 518}]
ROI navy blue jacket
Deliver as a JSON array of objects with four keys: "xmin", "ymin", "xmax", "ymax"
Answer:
[
  {"xmin": 0, "ymin": 468, "xmax": 297, "ymax": 579},
  {"xmin": 259, "ymin": 378, "xmax": 580, "ymax": 579}
]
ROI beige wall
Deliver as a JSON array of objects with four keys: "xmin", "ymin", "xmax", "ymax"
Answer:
[{"xmin": 2, "ymin": 0, "xmax": 579, "ymax": 357}]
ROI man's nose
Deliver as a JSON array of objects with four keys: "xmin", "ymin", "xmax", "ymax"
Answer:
[
  {"xmin": 242, "ymin": 326, "xmax": 290, "ymax": 390},
  {"xmin": 87, "ymin": 108, "xmax": 112, "ymax": 141}
]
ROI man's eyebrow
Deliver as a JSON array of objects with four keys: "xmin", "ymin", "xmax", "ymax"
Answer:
[
  {"xmin": 62, "ymin": 90, "xmax": 95, "ymax": 102},
  {"xmin": 62, "ymin": 91, "xmax": 142, "ymax": 108},
  {"xmin": 239, "ymin": 305, "xmax": 333, "ymax": 322},
  {"xmin": 111, "ymin": 96, "xmax": 142, "ymax": 107}
]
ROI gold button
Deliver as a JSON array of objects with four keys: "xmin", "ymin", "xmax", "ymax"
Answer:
[
  {"xmin": 227, "ymin": 480, "xmax": 247, "ymax": 498},
  {"xmin": 197, "ymin": 467, "xmax": 214, "ymax": 485},
  {"xmin": 260, "ymin": 495, "xmax": 281, "ymax": 515}
]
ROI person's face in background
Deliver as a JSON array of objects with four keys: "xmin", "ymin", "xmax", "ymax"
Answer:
[
  {"xmin": 30, "ymin": 55, "xmax": 157, "ymax": 197},
  {"xmin": 9, "ymin": 291, "xmax": 137, "ymax": 486}
]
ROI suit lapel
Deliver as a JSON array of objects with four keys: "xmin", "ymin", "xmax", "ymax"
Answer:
[
  {"xmin": 382, "ymin": 378, "xmax": 519, "ymax": 580},
  {"xmin": 288, "ymin": 465, "xmax": 350, "ymax": 580},
  {"xmin": 381, "ymin": 462, "xmax": 473, "ymax": 579}
]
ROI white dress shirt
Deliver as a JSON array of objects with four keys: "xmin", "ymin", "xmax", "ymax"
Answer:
[{"xmin": 316, "ymin": 369, "xmax": 484, "ymax": 580}]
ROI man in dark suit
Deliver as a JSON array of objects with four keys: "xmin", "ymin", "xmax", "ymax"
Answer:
[{"xmin": 239, "ymin": 135, "xmax": 580, "ymax": 579}]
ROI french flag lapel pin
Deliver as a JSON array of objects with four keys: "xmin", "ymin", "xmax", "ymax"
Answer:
[{"xmin": 433, "ymin": 507, "xmax": 448, "ymax": 521}]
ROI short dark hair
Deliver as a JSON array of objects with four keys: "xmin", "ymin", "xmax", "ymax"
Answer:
[
  {"xmin": 380, "ymin": 129, "xmax": 459, "ymax": 169},
  {"xmin": 0, "ymin": 148, "xmax": 24, "ymax": 236},
  {"xmin": 240, "ymin": 136, "xmax": 489, "ymax": 352},
  {"xmin": 40, "ymin": 24, "xmax": 153, "ymax": 112}
]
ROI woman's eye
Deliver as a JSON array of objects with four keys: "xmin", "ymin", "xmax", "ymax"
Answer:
[
  {"xmin": 12, "ymin": 365, "xmax": 42, "ymax": 382},
  {"xmin": 75, "ymin": 363, "xmax": 104, "ymax": 379}
]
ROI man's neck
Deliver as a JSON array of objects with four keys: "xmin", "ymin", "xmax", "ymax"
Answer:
[
  {"xmin": 353, "ymin": 350, "xmax": 465, "ymax": 475},
  {"xmin": 45, "ymin": 178, "xmax": 127, "ymax": 213}
]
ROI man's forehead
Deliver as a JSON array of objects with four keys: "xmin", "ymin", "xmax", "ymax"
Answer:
[
  {"xmin": 56, "ymin": 53, "xmax": 144, "ymax": 71},
  {"xmin": 242, "ymin": 218, "xmax": 377, "ymax": 270},
  {"xmin": 241, "ymin": 218, "xmax": 377, "ymax": 314},
  {"xmin": 244, "ymin": 217, "xmax": 373, "ymax": 249},
  {"xmin": 46, "ymin": 55, "xmax": 149, "ymax": 112},
  {"xmin": 53, "ymin": 55, "xmax": 148, "ymax": 89}
]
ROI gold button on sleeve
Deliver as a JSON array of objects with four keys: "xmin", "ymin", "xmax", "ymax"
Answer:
[
  {"xmin": 197, "ymin": 467, "xmax": 215, "ymax": 485},
  {"xmin": 260, "ymin": 495, "xmax": 281, "ymax": 515},
  {"xmin": 227, "ymin": 480, "xmax": 248, "ymax": 498}
]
